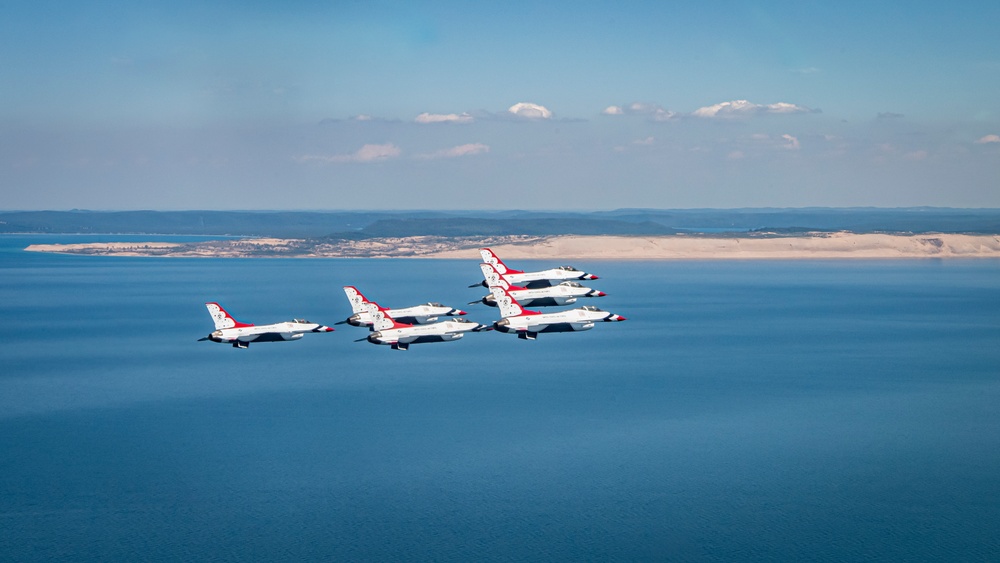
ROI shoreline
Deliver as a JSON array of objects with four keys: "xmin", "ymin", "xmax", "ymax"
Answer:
[{"xmin": 22, "ymin": 233, "xmax": 1000, "ymax": 260}]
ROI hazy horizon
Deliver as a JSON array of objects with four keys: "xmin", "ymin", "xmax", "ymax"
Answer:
[{"xmin": 5, "ymin": 206, "xmax": 1000, "ymax": 213}]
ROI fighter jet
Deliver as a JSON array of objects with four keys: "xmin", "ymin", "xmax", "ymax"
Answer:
[
  {"xmin": 339, "ymin": 286, "xmax": 466, "ymax": 327},
  {"xmin": 199, "ymin": 302, "xmax": 333, "ymax": 348},
  {"xmin": 471, "ymin": 262, "xmax": 606, "ymax": 307},
  {"xmin": 471, "ymin": 247, "xmax": 599, "ymax": 288},
  {"xmin": 488, "ymin": 286, "xmax": 625, "ymax": 340},
  {"xmin": 360, "ymin": 301, "xmax": 489, "ymax": 350}
]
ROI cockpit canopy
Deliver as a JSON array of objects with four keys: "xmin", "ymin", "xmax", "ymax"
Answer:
[
  {"xmin": 556, "ymin": 266, "xmax": 580, "ymax": 271},
  {"xmin": 425, "ymin": 302, "xmax": 444, "ymax": 307},
  {"xmin": 580, "ymin": 306, "xmax": 604, "ymax": 312},
  {"xmin": 560, "ymin": 281, "xmax": 583, "ymax": 287},
  {"xmin": 293, "ymin": 319, "xmax": 310, "ymax": 323}
]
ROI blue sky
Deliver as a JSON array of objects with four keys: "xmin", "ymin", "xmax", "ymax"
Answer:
[{"xmin": 2, "ymin": 1, "xmax": 998, "ymax": 210}]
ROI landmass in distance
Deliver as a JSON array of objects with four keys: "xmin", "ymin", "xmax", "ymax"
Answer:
[{"xmin": 11, "ymin": 209, "xmax": 1000, "ymax": 259}]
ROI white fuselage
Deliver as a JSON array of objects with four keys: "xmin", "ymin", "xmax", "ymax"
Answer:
[
  {"xmin": 347, "ymin": 303, "xmax": 463, "ymax": 327},
  {"xmin": 494, "ymin": 306, "xmax": 625, "ymax": 339},
  {"xmin": 368, "ymin": 318, "xmax": 487, "ymax": 348},
  {"xmin": 479, "ymin": 281, "xmax": 604, "ymax": 307},
  {"xmin": 479, "ymin": 248, "xmax": 598, "ymax": 288},
  {"xmin": 482, "ymin": 267, "xmax": 598, "ymax": 288},
  {"xmin": 209, "ymin": 321, "xmax": 333, "ymax": 346}
]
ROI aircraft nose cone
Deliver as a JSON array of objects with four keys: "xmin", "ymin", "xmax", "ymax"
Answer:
[
  {"xmin": 596, "ymin": 291, "xmax": 606, "ymax": 297},
  {"xmin": 455, "ymin": 310, "xmax": 468, "ymax": 316},
  {"xmin": 586, "ymin": 274, "xmax": 599, "ymax": 280}
]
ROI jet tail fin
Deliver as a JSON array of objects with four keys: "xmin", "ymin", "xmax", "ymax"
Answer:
[
  {"xmin": 343, "ymin": 286, "xmax": 370, "ymax": 314},
  {"xmin": 364, "ymin": 301, "xmax": 412, "ymax": 331},
  {"xmin": 479, "ymin": 262, "xmax": 512, "ymax": 289},
  {"xmin": 489, "ymin": 286, "xmax": 537, "ymax": 318},
  {"xmin": 205, "ymin": 302, "xmax": 254, "ymax": 330},
  {"xmin": 480, "ymin": 248, "xmax": 523, "ymax": 275}
]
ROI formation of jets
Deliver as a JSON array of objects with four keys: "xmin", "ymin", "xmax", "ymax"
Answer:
[
  {"xmin": 471, "ymin": 262, "xmax": 605, "ymax": 307},
  {"xmin": 201, "ymin": 248, "xmax": 626, "ymax": 350}
]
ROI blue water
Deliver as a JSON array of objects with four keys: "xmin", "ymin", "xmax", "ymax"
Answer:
[{"xmin": 2, "ymin": 235, "xmax": 999, "ymax": 561}]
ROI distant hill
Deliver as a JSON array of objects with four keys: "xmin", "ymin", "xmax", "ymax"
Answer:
[
  {"xmin": 339, "ymin": 218, "xmax": 678, "ymax": 238},
  {"xmin": 2, "ymin": 208, "xmax": 999, "ymax": 238},
  {"xmin": 592, "ymin": 208, "xmax": 1000, "ymax": 234}
]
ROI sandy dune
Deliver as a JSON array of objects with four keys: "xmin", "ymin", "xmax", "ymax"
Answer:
[
  {"xmin": 424, "ymin": 233, "xmax": 1000, "ymax": 260},
  {"xmin": 23, "ymin": 233, "xmax": 1000, "ymax": 259}
]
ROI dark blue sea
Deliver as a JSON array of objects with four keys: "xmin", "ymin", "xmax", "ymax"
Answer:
[{"xmin": 2, "ymin": 235, "xmax": 999, "ymax": 561}]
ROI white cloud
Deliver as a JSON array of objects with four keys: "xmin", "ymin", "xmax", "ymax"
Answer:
[
  {"xmin": 351, "ymin": 143, "xmax": 401, "ymax": 162},
  {"xmin": 693, "ymin": 99, "xmax": 812, "ymax": 118},
  {"xmin": 296, "ymin": 143, "xmax": 401, "ymax": 164},
  {"xmin": 627, "ymin": 102, "xmax": 659, "ymax": 114},
  {"xmin": 415, "ymin": 112, "xmax": 473, "ymax": 124},
  {"xmin": 353, "ymin": 114, "xmax": 374, "ymax": 121},
  {"xmin": 746, "ymin": 133, "xmax": 799, "ymax": 150},
  {"xmin": 651, "ymin": 109, "xmax": 679, "ymax": 121},
  {"xmin": 781, "ymin": 134, "xmax": 800, "ymax": 150},
  {"xmin": 415, "ymin": 143, "xmax": 490, "ymax": 159},
  {"xmin": 611, "ymin": 102, "xmax": 678, "ymax": 121},
  {"xmin": 508, "ymin": 102, "xmax": 552, "ymax": 119},
  {"xmin": 692, "ymin": 101, "xmax": 744, "ymax": 117},
  {"xmin": 632, "ymin": 136, "xmax": 655, "ymax": 145},
  {"xmin": 767, "ymin": 102, "xmax": 810, "ymax": 114},
  {"xmin": 975, "ymin": 134, "xmax": 1000, "ymax": 144}
]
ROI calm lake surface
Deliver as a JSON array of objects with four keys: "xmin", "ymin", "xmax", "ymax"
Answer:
[{"xmin": 2, "ymin": 235, "xmax": 999, "ymax": 561}]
